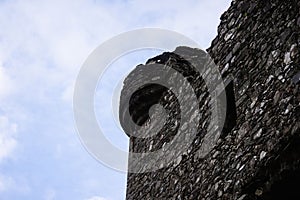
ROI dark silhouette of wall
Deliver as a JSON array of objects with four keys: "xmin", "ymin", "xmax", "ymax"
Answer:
[{"xmin": 120, "ymin": 0, "xmax": 300, "ymax": 199}]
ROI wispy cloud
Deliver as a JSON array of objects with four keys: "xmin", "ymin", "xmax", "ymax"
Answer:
[
  {"xmin": 0, "ymin": 0, "xmax": 231, "ymax": 199},
  {"xmin": 0, "ymin": 115, "xmax": 17, "ymax": 162},
  {"xmin": 0, "ymin": 174, "xmax": 30, "ymax": 195},
  {"xmin": 86, "ymin": 196, "xmax": 109, "ymax": 200},
  {"xmin": 0, "ymin": 0, "xmax": 231, "ymax": 105}
]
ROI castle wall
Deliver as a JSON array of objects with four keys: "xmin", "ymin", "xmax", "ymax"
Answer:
[{"xmin": 120, "ymin": 0, "xmax": 300, "ymax": 199}]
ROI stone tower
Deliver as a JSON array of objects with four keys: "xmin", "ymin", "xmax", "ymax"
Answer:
[{"xmin": 119, "ymin": 0, "xmax": 300, "ymax": 199}]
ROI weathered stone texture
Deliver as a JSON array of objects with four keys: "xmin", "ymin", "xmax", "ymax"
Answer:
[{"xmin": 120, "ymin": 0, "xmax": 300, "ymax": 199}]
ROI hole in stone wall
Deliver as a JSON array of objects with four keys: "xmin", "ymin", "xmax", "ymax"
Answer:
[
  {"xmin": 220, "ymin": 77, "xmax": 237, "ymax": 137},
  {"xmin": 243, "ymin": 135, "xmax": 300, "ymax": 200},
  {"xmin": 262, "ymin": 168, "xmax": 300, "ymax": 200},
  {"xmin": 259, "ymin": 136, "xmax": 300, "ymax": 200},
  {"xmin": 129, "ymin": 84, "xmax": 167, "ymax": 126}
]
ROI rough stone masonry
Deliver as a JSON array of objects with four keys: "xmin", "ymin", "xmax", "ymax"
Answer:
[{"xmin": 119, "ymin": 0, "xmax": 300, "ymax": 199}]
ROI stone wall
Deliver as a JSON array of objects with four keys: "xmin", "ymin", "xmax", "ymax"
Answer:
[{"xmin": 120, "ymin": 0, "xmax": 300, "ymax": 199}]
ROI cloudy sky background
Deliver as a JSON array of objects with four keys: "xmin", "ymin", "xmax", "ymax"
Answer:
[{"xmin": 0, "ymin": 0, "xmax": 231, "ymax": 199}]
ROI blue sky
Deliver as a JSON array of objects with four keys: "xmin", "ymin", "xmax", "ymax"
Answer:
[{"xmin": 0, "ymin": 0, "xmax": 230, "ymax": 199}]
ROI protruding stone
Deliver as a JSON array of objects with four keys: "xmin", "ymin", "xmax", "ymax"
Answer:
[
  {"xmin": 255, "ymin": 188, "xmax": 263, "ymax": 196},
  {"xmin": 273, "ymin": 91, "xmax": 281, "ymax": 104},
  {"xmin": 292, "ymin": 71, "xmax": 300, "ymax": 84},
  {"xmin": 237, "ymin": 194, "xmax": 247, "ymax": 200},
  {"xmin": 260, "ymin": 151, "xmax": 267, "ymax": 160},
  {"xmin": 284, "ymin": 52, "xmax": 291, "ymax": 64},
  {"xmin": 253, "ymin": 128, "xmax": 262, "ymax": 140}
]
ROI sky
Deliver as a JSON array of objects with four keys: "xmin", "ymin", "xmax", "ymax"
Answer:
[{"xmin": 0, "ymin": 0, "xmax": 231, "ymax": 199}]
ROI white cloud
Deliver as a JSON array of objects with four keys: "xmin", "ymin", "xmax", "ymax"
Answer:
[
  {"xmin": 0, "ymin": 115, "xmax": 17, "ymax": 162},
  {"xmin": 0, "ymin": 0, "xmax": 231, "ymax": 105},
  {"xmin": 0, "ymin": 174, "xmax": 30, "ymax": 194},
  {"xmin": 86, "ymin": 196, "xmax": 109, "ymax": 200},
  {"xmin": 0, "ymin": 0, "xmax": 231, "ymax": 199},
  {"xmin": 0, "ymin": 0, "xmax": 232, "ymax": 103}
]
